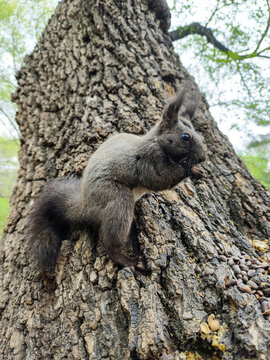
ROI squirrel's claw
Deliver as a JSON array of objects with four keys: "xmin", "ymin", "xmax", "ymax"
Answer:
[{"xmin": 136, "ymin": 255, "xmax": 151, "ymax": 274}]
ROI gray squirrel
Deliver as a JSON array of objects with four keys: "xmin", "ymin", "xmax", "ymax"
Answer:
[{"xmin": 27, "ymin": 89, "xmax": 206, "ymax": 274}]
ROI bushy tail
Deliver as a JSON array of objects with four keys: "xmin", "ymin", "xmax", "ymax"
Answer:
[{"xmin": 26, "ymin": 177, "xmax": 81, "ymax": 272}]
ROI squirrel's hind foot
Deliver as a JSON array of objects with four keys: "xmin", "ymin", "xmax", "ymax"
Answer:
[
  {"xmin": 109, "ymin": 247, "xmax": 151, "ymax": 274},
  {"xmin": 136, "ymin": 253, "xmax": 151, "ymax": 274}
]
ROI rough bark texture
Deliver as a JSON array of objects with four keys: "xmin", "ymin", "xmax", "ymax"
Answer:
[{"xmin": 1, "ymin": 0, "xmax": 270, "ymax": 359}]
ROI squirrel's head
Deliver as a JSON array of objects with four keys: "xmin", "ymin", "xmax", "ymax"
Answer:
[{"xmin": 157, "ymin": 89, "xmax": 206, "ymax": 175}]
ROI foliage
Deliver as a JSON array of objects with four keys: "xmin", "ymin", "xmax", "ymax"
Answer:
[
  {"xmin": 0, "ymin": 0, "xmax": 59, "ymax": 136},
  {"xmin": 0, "ymin": 197, "xmax": 9, "ymax": 236},
  {"xmin": 0, "ymin": 136, "xmax": 19, "ymax": 197},
  {"xmin": 168, "ymin": 0, "xmax": 270, "ymax": 190},
  {"xmin": 240, "ymin": 134, "xmax": 270, "ymax": 189},
  {"xmin": 0, "ymin": 0, "xmax": 58, "ymax": 233},
  {"xmin": 240, "ymin": 152, "xmax": 270, "ymax": 189},
  {"xmin": 0, "ymin": 136, "xmax": 18, "ymax": 234},
  {"xmin": 169, "ymin": 0, "xmax": 270, "ymax": 144}
]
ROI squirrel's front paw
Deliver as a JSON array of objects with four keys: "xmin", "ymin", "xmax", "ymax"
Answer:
[{"xmin": 191, "ymin": 164, "xmax": 207, "ymax": 179}]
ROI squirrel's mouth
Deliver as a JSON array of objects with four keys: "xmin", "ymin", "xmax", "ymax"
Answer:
[{"xmin": 177, "ymin": 154, "xmax": 196, "ymax": 177}]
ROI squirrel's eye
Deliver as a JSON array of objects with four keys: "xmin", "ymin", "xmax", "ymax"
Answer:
[{"xmin": 181, "ymin": 133, "xmax": 190, "ymax": 141}]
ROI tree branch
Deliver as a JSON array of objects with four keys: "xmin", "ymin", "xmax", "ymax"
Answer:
[
  {"xmin": 169, "ymin": 22, "xmax": 230, "ymax": 52},
  {"xmin": 169, "ymin": 22, "xmax": 270, "ymax": 61},
  {"xmin": 258, "ymin": 54, "xmax": 270, "ymax": 59},
  {"xmin": 255, "ymin": 0, "xmax": 270, "ymax": 52}
]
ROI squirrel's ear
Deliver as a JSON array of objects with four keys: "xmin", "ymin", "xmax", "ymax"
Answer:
[
  {"xmin": 179, "ymin": 92, "xmax": 201, "ymax": 121},
  {"xmin": 159, "ymin": 89, "xmax": 185, "ymax": 131},
  {"xmin": 179, "ymin": 101, "xmax": 197, "ymax": 121}
]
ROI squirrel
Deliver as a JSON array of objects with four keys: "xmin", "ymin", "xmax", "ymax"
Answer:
[{"xmin": 26, "ymin": 89, "xmax": 206, "ymax": 274}]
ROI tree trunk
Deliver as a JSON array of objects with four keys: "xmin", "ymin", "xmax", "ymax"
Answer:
[{"xmin": 1, "ymin": 0, "xmax": 270, "ymax": 359}]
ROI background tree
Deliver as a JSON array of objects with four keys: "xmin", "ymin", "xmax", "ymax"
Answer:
[{"xmin": 0, "ymin": 1, "xmax": 270, "ymax": 358}]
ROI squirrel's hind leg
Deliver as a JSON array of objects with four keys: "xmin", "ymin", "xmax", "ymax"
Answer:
[
  {"xmin": 128, "ymin": 221, "xmax": 151, "ymax": 273},
  {"xmin": 99, "ymin": 189, "xmax": 149, "ymax": 272}
]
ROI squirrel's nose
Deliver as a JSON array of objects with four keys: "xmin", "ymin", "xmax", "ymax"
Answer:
[
  {"xmin": 194, "ymin": 135, "xmax": 206, "ymax": 163},
  {"xmin": 196, "ymin": 146, "xmax": 206, "ymax": 163},
  {"xmin": 199, "ymin": 150, "xmax": 206, "ymax": 163}
]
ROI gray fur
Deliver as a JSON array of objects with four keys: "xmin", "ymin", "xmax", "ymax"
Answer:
[{"xmin": 27, "ymin": 90, "xmax": 206, "ymax": 272}]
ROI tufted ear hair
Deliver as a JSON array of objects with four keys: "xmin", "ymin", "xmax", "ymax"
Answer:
[
  {"xmin": 159, "ymin": 89, "xmax": 186, "ymax": 132},
  {"xmin": 179, "ymin": 100, "xmax": 197, "ymax": 121}
]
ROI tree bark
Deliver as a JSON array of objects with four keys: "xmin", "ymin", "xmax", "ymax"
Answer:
[{"xmin": 1, "ymin": 0, "xmax": 270, "ymax": 359}]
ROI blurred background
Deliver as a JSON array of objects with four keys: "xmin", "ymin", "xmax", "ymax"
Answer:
[{"xmin": 0, "ymin": 0, "xmax": 269, "ymax": 234}]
